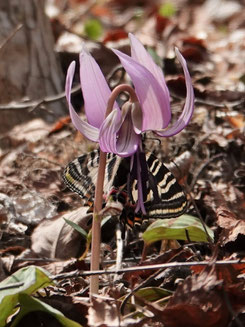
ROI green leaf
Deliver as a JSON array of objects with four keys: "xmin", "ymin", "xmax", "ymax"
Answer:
[
  {"xmin": 143, "ymin": 214, "xmax": 214, "ymax": 245},
  {"xmin": 158, "ymin": 2, "xmax": 176, "ymax": 18},
  {"xmin": 84, "ymin": 19, "xmax": 103, "ymax": 40},
  {"xmin": 10, "ymin": 294, "xmax": 82, "ymax": 327},
  {"xmin": 136, "ymin": 287, "xmax": 172, "ymax": 302},
  {"xmin": 0, "ymin": 266, "xmax": 53, "ymax": 327},
  {"xmin": 63, "ymin": 218, "xmax": 88, "ymax": 239},
  {"xmin": 123, "ymin": 287, "xmax": 171, "ymax": 315}
]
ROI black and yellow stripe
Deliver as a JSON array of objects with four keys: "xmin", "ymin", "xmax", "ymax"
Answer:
[
  {"xmin": 62, "ymin": 149, "xmax": 187, "ymax": 227},
  {"xmin": 144, "ymin": 152, "xmax": 187, "ymax": 218}
]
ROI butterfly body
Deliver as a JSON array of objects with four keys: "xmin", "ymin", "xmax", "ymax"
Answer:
[{"xmin": 63, "ymin": 149, "xmax": 187, "ymax": 227}]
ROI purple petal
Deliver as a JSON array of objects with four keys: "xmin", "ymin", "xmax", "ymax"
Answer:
[
  {"xmin": 99, "ymin": 103, "xmax": 140, "ymax": 157},
  {"xmin": 129, "ymin": 33, "xmax": 170, "ymax": 109},
  {"xmin": 65, "ymin": 61, "xmax": 99, "ymax": 141},
  {"xmin": 156, "ymin": 48, "xmax": 194, "ymax": 137},
  {"xmin": 130, "ymin": 102, "xmax": 142, "ymax": 134},
  {"xmin": 79, "ymin": 46, "xmax": 119, "ymax": 128},
  {"xmin": 99, "ymin": 109, "xmax": 120, "ymax": 154},
  {"xmin": 116, "ymin": 103, "xmax": 140, "ymax": 156},
  {"xmin": 112, "ymin": 49, "xmax": 171, "ymax": 132}
]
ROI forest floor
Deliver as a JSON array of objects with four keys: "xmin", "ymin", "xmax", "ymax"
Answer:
[{"xmin": 0, "ymin": 0, "xmax": 244, "ymax": 326}]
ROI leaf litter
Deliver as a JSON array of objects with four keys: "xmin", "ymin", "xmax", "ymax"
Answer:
[{"xmin": 0, "ymin": 0, "xmax": 245, "ymax": 326}]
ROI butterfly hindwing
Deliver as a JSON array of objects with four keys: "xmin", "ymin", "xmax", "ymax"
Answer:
[{"xmin": 144, "ymin": 152, "xmax": 187, "ymax": 218}]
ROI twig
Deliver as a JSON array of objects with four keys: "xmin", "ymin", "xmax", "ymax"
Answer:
[
  {"xmin": 53, "ymin": 259, "xmax": 245, "ymax": 280},
  {"xmin": 120, "ymin": 266, "xmax": 166, "ymax": 315},
  {"xmin": 171, "ymin": 93, "xmax": 244, "ymax": 108},
  {"xmin": 121, "ymin": 247, "xmax": 194, "ymax": 314},
  {"xmin": 20, "ymin": 153, "xmax": 62, "ymax": 168},
  {"xmin": 14, "ymin": 258, "xmax": 58, "ymax": 262},
  {"xmin": 0, "ymin": 84, "xmax": 81, "ymax": 111},
  {"xmin": 13, "ymin": 256, "xmax": 142, "ymax": 265},
  {"xmin": 0, "ymin": 24, "xmax": 23, "ymax": 52}
]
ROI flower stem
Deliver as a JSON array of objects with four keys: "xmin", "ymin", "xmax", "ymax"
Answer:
[
  {"xmin": 90, "ymin": 84, "xmax": 137, "ymax": 298},
  {"xmin": 90, "ymin": 150, "xmax": 106, "ymax": 296},
  {"xmin": 106, "ymin": 84, "xmax": 138, "ymax": 110}
]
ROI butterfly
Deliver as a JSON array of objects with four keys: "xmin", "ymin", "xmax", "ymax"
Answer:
[{"xmin": 62, "ymin": 149, "xmax": 187, "ymax": 227}]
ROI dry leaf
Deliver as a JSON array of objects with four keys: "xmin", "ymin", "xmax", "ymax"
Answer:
[
  {"xmin": 31, "ymin": 207, "xmax": 92, "ymax": 259},
  {"xmin": 87, "ymin": 297, "xmax": 120, "ymax": 327},
  {"xmin": 161, "ymin": 267, "xmax": 229, "ymax": 327},
  {"xmin": 0, "ymin": 257, "xmax": 8, "ymax": 282},
  {"xmin": 226, "ymin": 115, "xmax": 245, "ymax": 129},
  {"xmin": 10, "ymin": 119, "xmax": 49, "ymax": 143},
  {"xmin": 216, "ymin": 205, "xmax": 245, "ymax": 245}
]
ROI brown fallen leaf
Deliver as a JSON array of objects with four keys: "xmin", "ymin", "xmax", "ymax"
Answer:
[
  {"xmin": 216, "ymin": 205, "xmax": 245, "ymax": 245},
  {"xmin": 146, "ymin": 266, "xmax": 230, "ymax": 327},
  {"xmin": 0, "ymin": 257, "xmax": 8, "ymax": 282},
  {"xmin": 87, "ymin": 297, "xmax": 120, "ymax": 327},
  {"xmin": 88, "ymin": 297, "xmax": 143, "ymax": 327},
  {"xmin": 191, "ymin": 260, "xmax": 245, "ymax": 284},
  {"xmin": 41, "ymin": 294, "xmax": 88, "ymax": 326},
  {"xmin": 103, "ymin": 29, "xmax": 128, "ymax": 44},
  {"xmin": 87, "ymin": 298, "xmax": 120, "ymax": 327},
  {"xmin": 9, "ymin": 119, "xmax": 50, "ymax": 143},
  {"xmin": 226, "ymin": 114, "xmax": 245, "ymax": 129},
  {"xmin": 139, "ymin": 264, "xmax": 245, "ymax": 327},
  {"xmin": 155, "ymin": 14, "xmax": 171, "ymax": 34},
  {"xmin": 48, "ymin": 116, "xmax": 71, "ymax": 135},
  {"xmin": 163, "ymin": 269, "xmax": 229, "ymax": 327},
  {"xmin": 123, "ymin": 247, "xmax": 192, "ymax": 287},
  {"xmin": 31, "ymin": 207, "xmax": 92, "ymax": 259}
]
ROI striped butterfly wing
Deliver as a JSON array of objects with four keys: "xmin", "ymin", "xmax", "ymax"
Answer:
[
  {"xmin": 62, "ymin": 149, "xmax": 123, "ymax": 204},
  {"xmin": 108, "ymin": 151, "xmax": 187, "ymax": 227},
  {"xmin": 63, "ymin": 150, "xmax": 187, "ymax": 227},
  {"xmin": 144, "ymin": 152, "xmax": 187, "ymax": 218}
]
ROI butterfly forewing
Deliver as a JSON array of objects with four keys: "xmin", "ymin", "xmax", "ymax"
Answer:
[{"xmin": 63, "ymin": 150, "xmax": 122, "ymax": 202}]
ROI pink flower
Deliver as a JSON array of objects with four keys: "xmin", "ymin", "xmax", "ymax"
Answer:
[{"xmin": 65, "ymin": 34, "xmax": 194, "ymax": 156}]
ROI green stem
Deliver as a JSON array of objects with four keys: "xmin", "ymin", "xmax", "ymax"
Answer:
[{"xmin": 89, "ymin": 84, "xmax": 138, "ymax": 297}]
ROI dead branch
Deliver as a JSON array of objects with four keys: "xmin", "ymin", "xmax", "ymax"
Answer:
[
  {"xmin": 0, "ymin": 24, "xmax": 23, "ymax": 52},
  {"xmin": 0, "ymin": 85, "xmax": 80, "ymax": 111},
  {"xmin": 53, "ymin": 259, "xmax": 245, "ymax": 279}
]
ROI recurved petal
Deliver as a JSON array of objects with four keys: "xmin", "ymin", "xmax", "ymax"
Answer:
[
  {"xmin": 156, "ymin": 48, "xmax": 194, "ymax": 137},
  {"xmin": 79, "ymin": 46, "xmax": 119, "ymax": 128},
  {"xmin": 99, "ymin": 103, "xmax": 140, "ymax": 157},
  {"xmin": 65, "ymin": 61, "xmax": 99, "ymax": 141},
  {"xmin": 112, "ymin": 49, "xmax": 171, "ymax": 132},
  {"xmin": 129, "ymin": 33, "xmax": 170, "ymax": 108}
]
